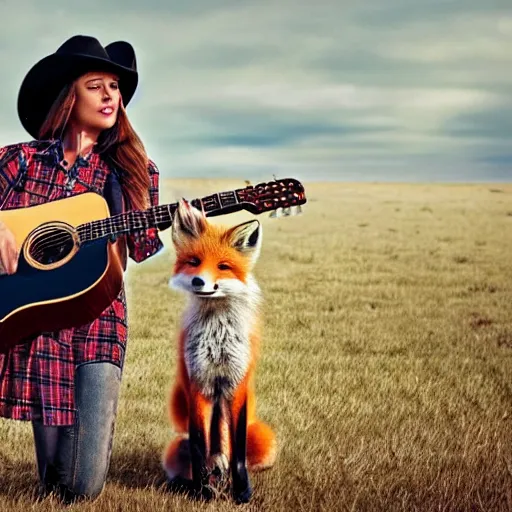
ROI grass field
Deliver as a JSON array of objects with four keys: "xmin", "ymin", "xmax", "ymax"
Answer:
[{"xmin": 0, "ymin": 180, "xmax": 511, "ymax": 511}]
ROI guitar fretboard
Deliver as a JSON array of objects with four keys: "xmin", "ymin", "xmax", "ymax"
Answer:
[{"xmin": 75, "ymin": 191, "xmax": 241, "ymax": 242}]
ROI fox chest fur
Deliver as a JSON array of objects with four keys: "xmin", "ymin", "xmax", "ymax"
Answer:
[{"xmin": 183, "ymin": 302, "xmax": 252, "ymax": 400}]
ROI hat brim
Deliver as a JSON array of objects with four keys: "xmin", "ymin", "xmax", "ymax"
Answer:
[{"xmin": 18, "ymin": 52, "xmax": 138, "ymax": 140}]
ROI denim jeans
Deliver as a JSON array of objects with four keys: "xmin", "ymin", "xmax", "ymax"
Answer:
[{"xmin": 32, "ymin": 361, "xmax": 121, "ymax": 504}]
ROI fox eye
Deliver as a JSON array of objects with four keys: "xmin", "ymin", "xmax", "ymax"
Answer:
[
  {"xmin": 187, "ymin": 257, "xmax": 201, "ymax": 267},
  {"xmin": 218, "ymin": 263, "xmax": 231, "ymax": 271}
]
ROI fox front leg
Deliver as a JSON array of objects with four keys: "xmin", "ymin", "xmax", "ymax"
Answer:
[
  {"xmin": 229, "ymin": 389, "xmax": 252, "ymax": 504},
  {"xmin": 189, "ymin": 391, "xmax": 214, "ymax": 501}
]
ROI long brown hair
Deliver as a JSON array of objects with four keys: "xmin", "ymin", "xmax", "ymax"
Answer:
[{"xmin": 38, "ymin": 81, "xmax": 150, "ymax": 211}]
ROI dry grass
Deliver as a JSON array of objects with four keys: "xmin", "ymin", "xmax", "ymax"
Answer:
[{"xmin": 0, "ymin": 180, "xmax": 511, "ymax": 511}]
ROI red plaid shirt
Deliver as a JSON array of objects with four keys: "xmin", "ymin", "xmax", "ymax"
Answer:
[{"xmin": 0, "ymin": 139, "xmax": 164, "ymax": 426}]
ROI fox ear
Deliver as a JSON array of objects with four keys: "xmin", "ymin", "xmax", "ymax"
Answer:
[
  {"xmin": 172, "ymin": 199, "xmax": 206, "ymax": 247},
  {"xmin": 226, "ymin": 220, "xmax": 262, "ymax": 265}
]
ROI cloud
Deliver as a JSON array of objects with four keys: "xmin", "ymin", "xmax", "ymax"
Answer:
[{"xmin": 0, "ymin": 0, "xmax": 510, "ymax": 181}]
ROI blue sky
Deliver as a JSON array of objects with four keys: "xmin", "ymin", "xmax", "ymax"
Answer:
[{"xmin": 0, "ymin": 0, "xmax": 511, "ymax": 182}]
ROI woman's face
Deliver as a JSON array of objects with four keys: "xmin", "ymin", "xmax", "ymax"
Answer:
[{"xmin": 71, "ymin": 71, "xmax": 121, "ymax": 135}]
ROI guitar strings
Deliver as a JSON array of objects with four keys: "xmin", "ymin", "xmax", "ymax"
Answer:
[
  {"xmin": 37, "ymin": 207, "xmax": 172, "ymax": 245},
  {"xmin": 29, "ymin": 215, "xmax": 149, "ymax": 253},
  {"xmin": 25, "ymin": 208, "xmax": 175, "ymax": 256}
]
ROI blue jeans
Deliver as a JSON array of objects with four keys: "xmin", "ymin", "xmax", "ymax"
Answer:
[{"xmin": 31, "ymin": 361, "xmax": 121, "ymax": 504}]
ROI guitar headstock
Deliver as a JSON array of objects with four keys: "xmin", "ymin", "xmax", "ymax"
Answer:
[{"xmin": 235, "ymin": 178, "xmax": 307, "ymax": 217}]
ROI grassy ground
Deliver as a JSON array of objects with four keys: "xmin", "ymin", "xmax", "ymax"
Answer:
[{"xmin": 0, "ymin": 180, "xmax": 511, "ymax": 511}]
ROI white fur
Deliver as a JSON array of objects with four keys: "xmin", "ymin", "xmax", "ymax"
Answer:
[{"xmin": 174, "ymin": 275, "xmax": 261, "ymax": 399}]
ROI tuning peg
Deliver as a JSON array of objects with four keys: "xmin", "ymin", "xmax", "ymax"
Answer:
[
  {"xmin": 269, "ymin": 209, "xmax": 280, "ymax": 219},
  {"xmin": 295, "ymin": 205, "xmax": 303, "ymax": 215},
  {"xmin": 282, "ymin": 207, "xmax": 291, "ymax": 217}
]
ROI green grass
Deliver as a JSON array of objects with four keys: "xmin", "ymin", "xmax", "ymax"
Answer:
[{"xmin": 0, "ymin": 180, "xmax": 511, "ymax": 511}]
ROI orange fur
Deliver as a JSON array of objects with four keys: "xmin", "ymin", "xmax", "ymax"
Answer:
[{"xmin": 162, "ymin": 204, "xmax": 276, "ymax": 491}]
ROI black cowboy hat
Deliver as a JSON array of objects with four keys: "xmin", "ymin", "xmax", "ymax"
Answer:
[{"xmin": 17, "ymin": 35, "xmax": 138, "ymax": 139}]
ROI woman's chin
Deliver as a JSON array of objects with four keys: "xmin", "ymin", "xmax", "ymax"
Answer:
[
  {"xmin": 89, "ymin": 115, "xmax": 118, "ymax": 133},
  {"xmin": 99, "ymin": 120, "xmax": 117, "ymax": 131}
]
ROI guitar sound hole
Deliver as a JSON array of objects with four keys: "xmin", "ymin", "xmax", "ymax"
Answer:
[{"xmin": 29, "ymin": 228, "xmax": 75, "ymax": 266}]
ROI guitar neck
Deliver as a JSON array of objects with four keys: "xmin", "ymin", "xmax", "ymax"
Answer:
[{"xmin": 76, "ymin": 190, "xmax": 241, "ymax": 243}]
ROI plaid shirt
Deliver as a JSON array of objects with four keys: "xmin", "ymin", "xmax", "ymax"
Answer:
[{"xmin": 0, "ymin": 139, "xmax": 164, "ymax": 426}]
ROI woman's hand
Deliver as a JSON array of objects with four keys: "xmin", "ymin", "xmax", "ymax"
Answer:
[{"xmin": 0, "ymin": 222, "xmax": 18, "ymax": 274}]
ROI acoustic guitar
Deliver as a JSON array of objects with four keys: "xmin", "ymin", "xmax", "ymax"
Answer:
[{"xmin": 0, "ymin": 178, "xmax": 306, "ymax": 352}]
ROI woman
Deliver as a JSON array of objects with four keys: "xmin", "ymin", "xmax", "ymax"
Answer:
[{"xmin": 0, "ymin": 35, "xmax": 164, "ymax": 503}]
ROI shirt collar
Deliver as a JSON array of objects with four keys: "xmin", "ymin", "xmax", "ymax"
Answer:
[{"xmin": 34, "ymin": 138, "xmax": 102, "ymax": 168}]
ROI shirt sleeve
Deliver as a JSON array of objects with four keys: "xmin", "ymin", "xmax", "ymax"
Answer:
[
  {"xmin": 126, "ymin": 159, "xmax": 165, "ymax": 263},
  {"xmin": 0, "ymin": 144, "xmax": 25, "ymax": 205}
]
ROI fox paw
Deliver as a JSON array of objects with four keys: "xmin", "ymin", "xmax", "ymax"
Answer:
[{"xmin": 233, "ymin": 483, "xmax": 253, "ymax": 504}]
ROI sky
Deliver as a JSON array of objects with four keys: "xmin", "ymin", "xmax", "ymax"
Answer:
[{"xmin": 0, "ymin": 0, "xmax": 511, "ymax": 183}]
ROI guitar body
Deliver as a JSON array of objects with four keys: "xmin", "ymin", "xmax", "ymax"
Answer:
[
  {"xmin": 0, "ymin": 192, "xmax": 110, "ymax": 250},
  {"xmin": 0, "ymin": 193, "xmax": 125, "ymax": 353}
]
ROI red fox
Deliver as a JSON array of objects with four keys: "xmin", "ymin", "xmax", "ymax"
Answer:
[{"xmin": 163, "ymin": 199, "xmax": 276, "ymax": 503}]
